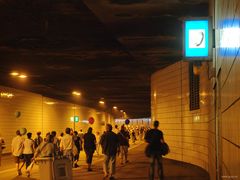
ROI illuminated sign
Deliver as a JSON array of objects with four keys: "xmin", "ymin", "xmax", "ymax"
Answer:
[
  {"xmin": 219, "ymin": 19, "xmax": 240, "ymax": 57},
  {"xmin": 70, "ymin": 116, "xmax": 79, "ymax": 122},
  {"xmin": 0, "ymin": 92, "xmax": 14, "ymax": 98},
  {"xmin": 183, "ymin": 19, "xmax": 212, "ymax": 60},
  {"xmin": 74, "ymin": 116, "xmax": 79, "ymax": 122}
]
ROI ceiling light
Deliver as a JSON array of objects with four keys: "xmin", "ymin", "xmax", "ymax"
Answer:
[
  {"xmin": 113, "ymin": 106, "xmax": 117, "ymax": 110},
  {"xmin": 72, "ymin": 91, "xmax": 81, "ymax": 96},
  {"xmin": 10, "ymin": 72, "xmax": 19, "ymax": 76},
  {"xmin": 45, "ymin": 101, "xmax": 56, "ymax": 105},
  {"xmin": 99, "ymin": 100, "xmax": 105, "ymax": 105},
  {"xmin": 18, "ymin": 74, "xmax": 27, "ymax": 79}
]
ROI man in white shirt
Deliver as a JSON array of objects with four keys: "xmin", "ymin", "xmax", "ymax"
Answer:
[
  {"xmin": 11, "ymin": 130, "xmax": 25, "ymax": 176},
  {"xmin": 60, "ymin": 128, "xmax": 74, "ymax": 164}
]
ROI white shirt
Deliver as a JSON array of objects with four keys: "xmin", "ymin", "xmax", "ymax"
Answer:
[
  {"xmin": 23, "ymin": 138, "xmax": 34, "ymax": 154},
  {"xmin": 11, "ymin": 135, "xmax": 25, "ymax": 156},
  {"xmin": 35, "ymin": 142, "xmax": 55, "ymax": 157},
  {"xmin": 60, "ymin": 134, "xmax": 73, "ymax": 151}
]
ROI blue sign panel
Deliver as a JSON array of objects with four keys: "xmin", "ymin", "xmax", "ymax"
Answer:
[{"xmin": 184, "ymin": 19, "xmax": 211, "ymax": 60}]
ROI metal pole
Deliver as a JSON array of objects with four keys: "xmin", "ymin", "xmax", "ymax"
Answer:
[
  {"xmin": 213, "ymin": 0, "xmax": 220, "ymax": 179},
  {"xmin": 74, "ymin": 104, "xmax": 76, "ymax": 131}
]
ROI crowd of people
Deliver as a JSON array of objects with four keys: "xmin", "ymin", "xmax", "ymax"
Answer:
[
  {"xmin": 9, "ymin": 124, "xmax": 150, "ymax": 179},
  {"xmin": 5, "ymin": 121, "xmax": 166, "ymax": 180}
]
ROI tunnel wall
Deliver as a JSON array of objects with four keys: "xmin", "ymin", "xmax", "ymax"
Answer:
[
  {"xmin": 151, "ymin": 61, "xmax": 214, "ymax": 174},
  {"xmin": 215, "ymin": 0, "xmax": 240, "ymax": 179},
  {"xmin": 0, "ymin": 85, "xmax": 113, "ymax": 154}
]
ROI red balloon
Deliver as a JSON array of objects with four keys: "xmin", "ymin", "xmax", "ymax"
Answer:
[{"xmin": 88, "ymin": 117, "xmax": 95, "ymax": 124}]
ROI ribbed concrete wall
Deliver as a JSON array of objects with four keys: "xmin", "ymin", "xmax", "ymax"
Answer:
[
  {"xmin": 0, "ymin": 85, "xmax": 113, "ymax": 154},
  {"xmin": 151, "ymin": 61, "xmax": 213, "ymax": 172}
]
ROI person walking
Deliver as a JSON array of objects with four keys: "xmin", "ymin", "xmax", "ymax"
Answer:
[
  {"xmin": 117, "ymin": 125, "xmax": 130, "ymax": 164},
  {"xmin": 83, "ymin": 127, "xmax": 96, "ymax": 171},
  {"xmin": 95, "ymin": 131, "xmax": 101, "ymax": 156},
  {"xmin": 34, "ymin": 132, "xmax": 43, "ymax": 149},
  {"xmin": 51, "ymin": 131, "xmax": 60, "ymax": 156},
  {"xmin": 23, "ymin": 132, "xmax": 35, "ymax": 177},
  {"xmin": 78, "ymin": 129, "xmax": 84, "ymax": 141},
  {"xmin": 131, "ymin": 130, "xmax": 137, "ymax": 144},
  {"xmin": 60, "ymin": 128, "xmax": 74, "ymax": 164},
  {"xmin": 113, "ymin": 125, "xmax": 119, "ymax": 134},
  {"xmin": 33, "ymin": 134, "xmax": 55, "ymax": 158},
  {"xmin": 0, "ymin": 135, "xmax": 6, "ymax": 166},
  {"xmin": 144, "ymin": 120, "xmax": 165, "ymax": 180},
  {"xmin": 11, "ymin": 130, "xmax": 25, "ymax": 176},
  {"xmin": 73, "ymin": 131, "xmax": 81, "ymax": 168},
  {"xmin": 100, "ymin": 124, "xmax": 119, "ymax": 180}
]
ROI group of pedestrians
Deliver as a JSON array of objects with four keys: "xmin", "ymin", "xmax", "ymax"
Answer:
[
  {"xmin": 9, "ymin": 124, "xmax": 131, "ymax": 179},
  {"xmin": 11, "ymin": 130, "xmax": 56, "ymax": 177},
  {"xmin": 8, "ymin": 120, "xmax": 165, "ymax": 180}
]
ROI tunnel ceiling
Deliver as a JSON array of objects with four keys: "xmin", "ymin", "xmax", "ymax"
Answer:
[{"xmin": 0, "ymin": 0, "xmax": 208, "ymax": 118}]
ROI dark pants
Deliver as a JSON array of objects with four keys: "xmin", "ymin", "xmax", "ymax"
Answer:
[
  {"xmin": 149, "ymin": 154, "xmax": 164, "ymax": 180},
  {"xmin": 85, "ymin": 150, "xmax": 94, "ymax": 164},
  {"xmin": 74, "ymin": 149, "xmax": 80, "ymax": 161},
  {"xmin": 24, "ymin": 154, "xmax": 33, "ymax": 169}
]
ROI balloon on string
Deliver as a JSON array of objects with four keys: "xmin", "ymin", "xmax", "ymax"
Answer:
[
  {"xmin": 15, "ymin": 111, "xmax": 21, "ymax": 118},
  {"xmin": 125, "ymin": 119, "xmax": 130, "ymax": 125},
  {"xmin": 19, "ymin": 128, "xmax": 27, "ymax": 135}
]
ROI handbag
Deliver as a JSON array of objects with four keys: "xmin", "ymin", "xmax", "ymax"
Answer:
[
  {"xmin": 145, "ymin": 144, "xmax": 151, "ymax": 157},
  {"xmin": 160, "ymin": 142, "xmax": 170, "ymax": 156}
]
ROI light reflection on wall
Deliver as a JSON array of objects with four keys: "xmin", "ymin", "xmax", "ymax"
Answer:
[
  {"xmin": 0, "ymin": 92, "xmax": 14, "ymax": 98},
  {"xmin": 219, "ymin": 19, "xmax": 240, "ymax": 57}
]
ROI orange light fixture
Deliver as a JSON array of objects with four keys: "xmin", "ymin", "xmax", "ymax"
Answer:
[
  {"xmin": 72, "ymin": 91, "xmax": 81, "ymax": 96},
  {"xmin": 18, "ymin": 74, "xmax": 27, "ymax": 79},
  {"xmin": 10, "ymin": 72, "xmax": 19, "ymax": 76},
  {"xmin": 99, "ymin": 100, "xmax": 105, "ymax": 105}
]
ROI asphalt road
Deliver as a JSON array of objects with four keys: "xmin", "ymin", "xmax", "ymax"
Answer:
[{"xmin": 0, "ymin": 142, "xmax": 209, "ymax": 180}]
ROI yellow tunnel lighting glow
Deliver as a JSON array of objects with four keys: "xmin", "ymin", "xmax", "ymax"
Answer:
[
  {"xmin": 19, "ymin": 74, "xmax": 27, "ymax": 79},
  {"xmin": 0, "ymin": 92, "xmax": 14, "ymax": 99},
  {"xmin": 153, "ymin": 92, "xmax": 157, "ymax": 97},
  {"xmin": 10, "ymin": 72, "xmax": 19, "ymax": 76},
  {"xmin": 72, "ymin": 91, "xmax": 81, "ymax": 96},
  {"xmin": 99, "ymin": 100, "xmax": 105, "ymax": 105},
  {"xmin": 113, "ymin": 106, "xmax": 117, "ymax": 110},
  {"xmin": 200, "ymin": 92, "xmax": 207, "ymax": 97},
  {"xmin": 45, "ymin": 101, "xmax": 56, "ymax": 105}
]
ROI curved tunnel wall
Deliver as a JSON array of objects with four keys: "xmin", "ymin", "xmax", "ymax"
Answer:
[
  {"xmin": 0, "ymin": 85, "xmax": 113, "ymax": 154},
  {"xmin": 151, "ymin": 61, "xmax": 213, "ymax": 173}
]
